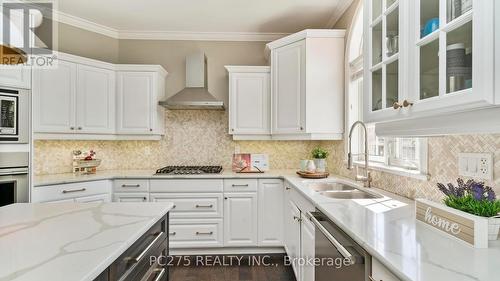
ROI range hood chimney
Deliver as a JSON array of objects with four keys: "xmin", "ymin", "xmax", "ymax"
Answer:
[{"xmin": 159, "ymin": 52, "xmax": 224, "ymax": 110}]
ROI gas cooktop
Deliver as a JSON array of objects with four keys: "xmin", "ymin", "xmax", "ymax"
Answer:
[{"xmin": 155, "ymin": 165, "xmax": 223, "ymax": 175}]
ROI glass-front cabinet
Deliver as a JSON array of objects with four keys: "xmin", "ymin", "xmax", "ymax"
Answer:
[
  {"xmin": 364, "ymin": 0, "xmax": 407, "ymax": 122},
  {"xmin": 364, "ymin": 0, "xmax": 496, "ymax": 123}
]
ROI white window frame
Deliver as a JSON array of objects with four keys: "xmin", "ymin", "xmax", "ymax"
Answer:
[{"xmin": 344, "ymin": 2, "xmax": 429, "ymax": 181}]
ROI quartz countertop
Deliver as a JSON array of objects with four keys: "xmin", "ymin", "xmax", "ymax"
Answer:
[
  {"xmin": 33, "ymin": 169, "xmax": 291, "ymax": 187},
  {"xmin": 0, "ymin": 202, "xmax": 173, "ymax": 281},
  {"xmin": 283, "ymin": 175, "xmax": 500, "ymax": 281},
  {"xmin": 32, "ymin": 170, "xmax": 500, "ymax": 281}
]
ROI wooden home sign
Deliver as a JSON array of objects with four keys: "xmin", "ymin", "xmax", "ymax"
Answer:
[{"xmin": 416, "ymin": 199, "xmax": 490, "ymax": 248}]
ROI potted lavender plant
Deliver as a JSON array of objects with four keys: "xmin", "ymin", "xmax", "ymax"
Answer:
[{"xmin": 438, "ymin": 179, "xmax": 500, "ymax": 241}]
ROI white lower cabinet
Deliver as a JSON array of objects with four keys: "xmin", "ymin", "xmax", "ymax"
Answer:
[
  {"xmin": 300, "ymin": 213, "xmax": 315, "ymax": 281},
  {"xmin": 32, "ymin": 181, "xmax": 112, "ymax": 203},
  {"xmin": 284, "ymin": 199, "xmax": 302, "ymax": 279},
  {"xmin": 283, "ymin": 181, "xmax": 316, "ymax": 281},
  {"xmin": 371, "ymin": 258, "xmax": 401, "ymax": 281},
  {"xmin": 169, "ymin": 219, "xmax": 223, "ymax": 248},
  {"xmin": 113, "ymin": 193, "xmax": 149, "ymax": 202},
  {"xmin": 258, "ymin": 179, "xmax": 284, "ymax": 246},
  {"xmin": 150, "ymin": 193, "xmax": 223, "ymax": 218},
  {"xmin": 223, "ymin": 192, "xmax": 258, "ymax": 247}
]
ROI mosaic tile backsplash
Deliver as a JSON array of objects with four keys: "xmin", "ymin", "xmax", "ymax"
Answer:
[{"xmin": 34, "ymin": 110, "xmax": 499, "ymax": 202}]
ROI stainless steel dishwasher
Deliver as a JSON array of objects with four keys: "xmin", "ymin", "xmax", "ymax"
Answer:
[{"xmin": 308, "ymin": 210, "xmax": 371, "ymax": 281}]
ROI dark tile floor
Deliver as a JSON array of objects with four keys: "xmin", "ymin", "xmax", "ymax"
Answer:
[{"xmin": 168, "ymin": 255, "xmax": 296, "ymax": 281}]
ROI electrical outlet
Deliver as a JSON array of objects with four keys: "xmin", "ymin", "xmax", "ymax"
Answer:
[{"xmin": 458, "ymin": 153, "xmax": 493, "ymax": 180}]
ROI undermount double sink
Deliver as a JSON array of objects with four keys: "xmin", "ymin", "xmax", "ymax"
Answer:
[{"xmin": 306, "ymin": 182, "xmax": 383, "ymax": 199}]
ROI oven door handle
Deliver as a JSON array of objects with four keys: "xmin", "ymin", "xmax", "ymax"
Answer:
[{"xmin": 308, "ymin": 212, "xmax": 354, "ymax": 265}]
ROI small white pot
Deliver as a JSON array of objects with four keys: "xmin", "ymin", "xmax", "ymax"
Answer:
[{"xmin": 313, "ymin": 159, "xmax": 327, "ymax": 173}]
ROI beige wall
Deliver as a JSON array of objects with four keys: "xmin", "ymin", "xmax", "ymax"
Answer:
[
  {"xmin": 118, "ymin": 40, "xmax": 268, "ymax": 106},
  {"xmin": 37, "ymin": 22, "xmax": 120, "ymax": 63}
]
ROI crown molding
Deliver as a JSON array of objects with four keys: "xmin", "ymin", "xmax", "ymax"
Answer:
[
  {"xmin": 54, "ymin": 10, "xmax": 289, "ymax": 42},
  {"xmin": 117, "ymin": 30, "xmax": 290, "ymax": 42},
  {"xmin": 327, "ymin": 0, "xmax": 354, "ymax": 28},
  {"xmin": 56, "ymin": 11, "xmax": 119, "ymax": 38}
]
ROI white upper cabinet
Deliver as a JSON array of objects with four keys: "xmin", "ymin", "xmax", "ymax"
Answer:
[
  {"xmin": 33, "ymin": 60, "xmax": 77, "ymax": 133},
  {"xmin": 225, "ymin": 66, "xmax": 271, "ymax": 140},
  {"xmin": 116, "ymin": 67, "xmax": 166, "ymax": 136},
  {"xmin": 76, "ymin": 65, "xmax": 115, "ymax": 134},
  {"xmin": 364, "ymin": 0, "xmax": 407, "ymax": 123},
  {"xmin": 272, "ymin": 40, "xmax": 306, "ymax": 135},
  {"xmin": 33, "ymin": 54, "xmax": 115, "ymax": 135},
  {"xmin": 0, "ymin": 67, "xmax": 31, "ymax": 89},
  {"xmin": 33, "ymin": 52, "xmax": 167, "ymax": 140},
  {"xmin": 267, "ymin": 30, "xmax": 346, "ymax": 140},
  {"xmin": 366, "ymin": 0, "xmax": 497, "ymax": 135}
]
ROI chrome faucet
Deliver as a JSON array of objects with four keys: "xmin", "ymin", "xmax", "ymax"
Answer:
[{"xmin": 347, "ymin": 121, "xmax": 372, "ymax": 188}]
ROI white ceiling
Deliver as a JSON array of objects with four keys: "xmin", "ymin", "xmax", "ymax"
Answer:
[{"xmin": 56, "ymin": 0, "xmax": 352, "ymax": 34}]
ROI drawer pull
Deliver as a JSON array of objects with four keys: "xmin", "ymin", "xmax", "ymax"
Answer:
[
  {"xmin": 172, "ymin": 205, "xmax": 176, "ymax": 209},
  {"xmin": 196, "ymin": 231, "xmax": 213, "ymax": 235},
  {"xmin": 285, "ymin": 187, "xmax": 291, "ymax": 190},
  {"xmin": 127, "ymin": 231, "xmax": 164, "ymax": 263},
  {"xmin": 169, "ymin": 232, "xmax": 176, "ymax": 236},
  {"xmin": 232, "ymin": 184, "xmax": 249, "ymax": 187},
  {"xmin": 62, "ymin": 188, "xmax": 86, "ymax": 194},
  {"xmin": 195, "ymin": 204, "xmax": 213, "ymax": 208},
  {"xmin": 121, "ymin": 184, "xmax": 140, "ymax": 188}
]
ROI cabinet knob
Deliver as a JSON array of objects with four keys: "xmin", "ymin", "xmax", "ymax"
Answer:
[
  {"xmin": 224, "ymin": 197, "xmax": 228, "ymax": 200},
  {"xmin": 150, "ymin": 128, "xmax": 153, "ymax": 132},
  {"xmin": 70, "ymin": 126, "xmax": 75, "ymax": 130},
  {"xmin": 300, "ymin": 126, "xmax": 304, "ymax": 131},
  {"xmin": 143, "ymin": 197, "xmax": 147, "ymax": 201},
  {"xmin": 231, "ymin": 128, "xmax": 234, "ymax": 132},
  {"xmin": 402, "ymin": 100, "xmax": 414, "ymax": 108},
  {"xmin": 393, "ymin": 102, "xmax": 402, "ymax": 110},
  {"xmin": 77, "ymin": 127, "xmax": 82, "ymax": 130},
  {"xmin": 285, "ymin": 187, "xmax": 291, "ymax": 190}
]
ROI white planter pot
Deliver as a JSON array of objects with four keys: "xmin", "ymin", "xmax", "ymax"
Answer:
[
  {"xmin": 488, "ymin": 218, "xmax": 500, "ymax": 241},
  {"xmin": 313, "ymin": 159, "xmax": 326, "ymax": 173}
]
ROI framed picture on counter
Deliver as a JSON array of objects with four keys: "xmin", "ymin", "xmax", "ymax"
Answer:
[{"xmin": 232, "ymin": 153, "xmax": 269, "ymax": 173}]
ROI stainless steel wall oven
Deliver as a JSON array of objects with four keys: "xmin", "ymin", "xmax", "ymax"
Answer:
[{"xmin": 0, "ymin": 88, "xmax": 29, "ymax": 143}]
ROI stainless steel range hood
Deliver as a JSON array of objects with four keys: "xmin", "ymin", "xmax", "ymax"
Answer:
[{"xmin": 159, "ymin": 52, "xmax": 224, "ymax": 110}]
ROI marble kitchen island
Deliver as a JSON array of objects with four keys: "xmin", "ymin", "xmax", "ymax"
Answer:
[{"xmin": 0, "ymin": 202, "xmax": 173, "ymax": 281}]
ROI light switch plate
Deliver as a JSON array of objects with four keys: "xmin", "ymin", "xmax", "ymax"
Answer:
[{"xmin": 458, "ymin": 153, "xmax": 493, "ymax": 180}]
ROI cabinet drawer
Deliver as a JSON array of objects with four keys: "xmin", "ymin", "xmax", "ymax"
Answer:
[
  {"xmin": 32, "ymin": 181, "xmax": 111, "ymax": 203},
  {"xmin": 110, "ymin": 214, "xmax": 168, "ymax": 281},
  {"xmin": 169, "ymin": 219, "xmax": 223, "ymax": 248},
  {"xmin": 150, "ymin": 179, "xmax": 223, "ymax": 193},
  {"xmin": 223, "ymin": 179, "xmax": 258, "ymax": 192},
  {"xmin": 150, "ymin": 193, "xmax": 222, "ymax": 218},
  {"xmin": 114, "ymin": 179, "xmax": 149, "ymax": 193},
  {"xmin": 113, "ymin": 193, "xmax": 149, "ymax": 202}
]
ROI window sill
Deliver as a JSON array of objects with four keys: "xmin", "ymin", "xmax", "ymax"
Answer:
[{"xmin": 350, "ymin": 160, "xmax": 430, "ymax": 181}]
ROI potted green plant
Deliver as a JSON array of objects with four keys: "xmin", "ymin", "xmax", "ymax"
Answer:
[
  {"xmin": 437, "ymin": 179, "xmax": 500, "ymax": 241},
  {"xmin": 311, "ymin": 147, "xmax": 329, "ymax": 173}
]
